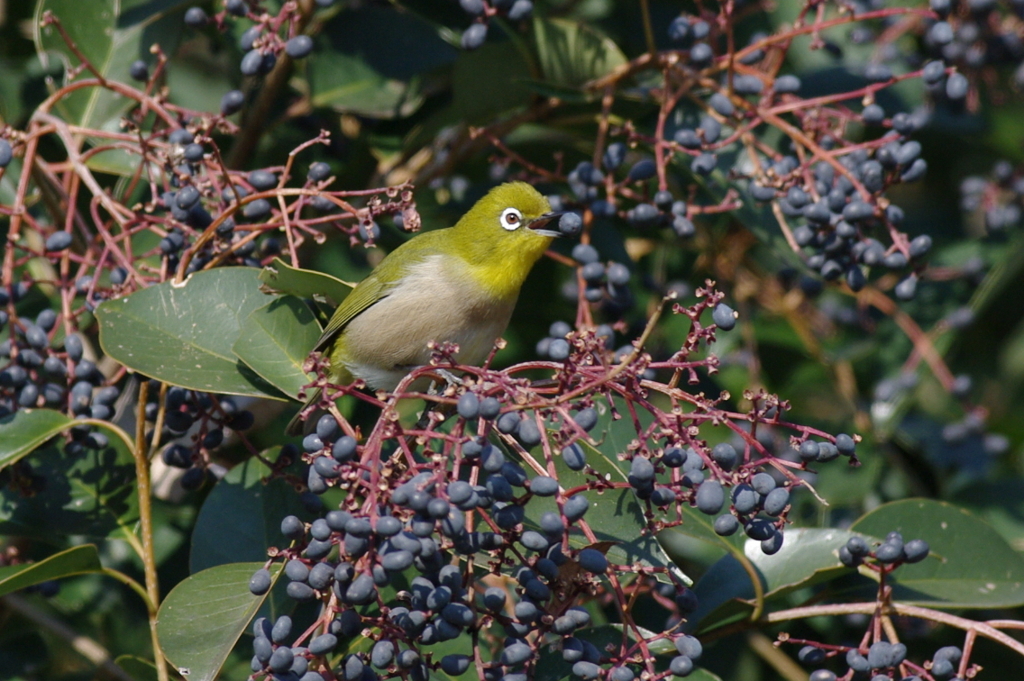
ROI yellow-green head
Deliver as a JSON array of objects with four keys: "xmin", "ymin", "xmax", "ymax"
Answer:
[{"xmin": 448, "ymin": 181, "xmax": 559, "ymax": 300}]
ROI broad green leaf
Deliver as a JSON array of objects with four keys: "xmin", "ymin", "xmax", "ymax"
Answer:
[
  {"xmin": 258, "ymin": 257, "xmax": 354, "ymax": 307},
  {"xmin": 449, "ymin": 39, "xmax": 533, "ymax": 123},
  {"xmin": 590, "ymin": 399, "xmax": 691, "ymax": 585},
  {"xmin": 114, "ymin": 655, "xmax": 159, "ymax": 681},
  {"xmin": 680, "ymin": 672, "xmax": 723, "ymax": 681},
  {"xmin": 34, "ymin": 0, "xmax": 188, "ymax": 130},
  {"xmin": 232, "ymin": 297, "xmax": 322, "ymax": 399},
  {"xmin": 0, "ymin": 437, "xmax": 139, "ymax": 540},
  {"xmin": 954, "ymin": 480, "xmax": 1024, "ymax": 551},
  {"xmin": 0, "ymin": 409, "xmax": 72, "ymax": 470},
  {"xmin": 165, "ymin": 55, "xmax": 236, "ymax": 121},
  {"xmin": 157, "ymin": 562, "xmax": 281, "ymax": 681},
  {"xmin": 190, "ymin": 457, "xmax": 310, "ymax": 574},
  {"xmin": 411, "ymin": 36, "xmax": 543, "ymax": 161},
  {"xmin": 84, "ymin": 147, "xmax": 161, "ymax": 179},
  {"xmin": 532, "ymin": 17, "xmax": 627, "ymax": 89},
  {"xmin": 308, "ymin": 6, "xmax": 457, "ymax": 118},
  {"xmin": 0, "ymin": 545, "xmax": 103, "ymax": 598},
  {"xmin": 547, "ymin": 466, "xmax": 688, "ymax": 586},
  {"xmin": 96, "ymin": 267, "xmax": 287, "ymax": 399},
  {"xmin": 689, "ymin": 528, "xmax": 867, "ymax": 633},
  {"xmin": 851, "ymin": 499, "xmax": 1024, "ymax": 608}
]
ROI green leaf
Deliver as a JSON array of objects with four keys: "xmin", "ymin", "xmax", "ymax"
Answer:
[
  {"xmin": 689, "ymin": 528, "xmax": 866, "ymax": 632},
  {"xmin": 589, "ymin": 400, "xmax": 691, "ymax": 586},
  {"xmin": 0, "ymin": 409, "xmax": 72, "ymax": 470},
  {"xmin": 190, "ymin": 456, "xmax": 310, "ymax": 574},
  {"xmin": 450, "ymin": 40, "xmax": 533, "ymax": 123},
  {"xmin": 33, "ymin": 0, "xmax": 188, "ymax": 130},
  {"xmin": 308, "ymin": 5, "xmax": 457, "ymax": 118},
  {"xmin": 408, "ymin": 38, "xmax": 535, "ymax": 150},
  {"xmin": 0, "ymin": 545, "xmax": 103, "ymax": 598},
  {"xmin": 0, "ymin": 437, "xmax": 139, "ymax": 540},
  {"xmin": 83, "ymin": 146, "xmax": 162, "ymax": 179},
  {"xmin": 232, "ymin": 297, "xmax": 322, "ymax": 399},
  {"xmin": 258, "ymin": 257, "xmax": 353, "ymax": 306},
  {"xmin": 851, "ymin": 498, "xmax": 1024, "ymax": 608},
  {"xmin": 532, "ymin": 17, "xmax": 627, "ymax": 90},
  {"xmin": 165, "ymin": 55, "xmax": 237, "ymax": 122},
  {"xmin": 954, "ymin": 479, "xmax": 1024, "ymax": 552},
  {"xmin": 114, "ymin": 655, "xmax": 160, "ymax": 681},
  {"xmin": 681, "ymin": 672, "xmax": 723, "ymax": 681},
  {"xmin": 157, "ymin": 562, "xmax": 281, "ymax": 681},
  {"xmin": 96, "ymin": 267, "xmax": 287, "ymax": 399}
]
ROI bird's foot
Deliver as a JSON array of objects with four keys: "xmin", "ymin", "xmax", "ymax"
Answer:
[
  {"xmin": 413, "ymin": 370, "xmax": 462, "ymax": 430},
  {"xmin": 429, "ymin": 368, "xmax": 464, "ymax": 393}
]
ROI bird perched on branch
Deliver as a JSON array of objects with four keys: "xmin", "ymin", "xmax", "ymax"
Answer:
[{"xmin": 288, "ymin": 181, "xmax": 578, "ymax": 434}]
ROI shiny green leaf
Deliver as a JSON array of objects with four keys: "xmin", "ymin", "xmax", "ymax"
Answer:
[
  {"xmin": 532, "ymin": 17, "xmax": 627, "ymax": 89},
  {"xmin": 157, "ymin": 562, "xmax": 281, "ymax": 681},
  {"xmin": 0, "ymin": 437, "xmax": 138, "ymax": 540},
  {"xmin": 258, "ymin": 257, "xmax": 353, "ymax": 306},
  {"xmin": 689, "ymin": 528, "xmax": 867, "ymax": 632},
  {"xmin": 308, "ymin": 6, "xmax": 456, "ymax": 118},
  {"xmin": 851, "ymin": 498, "xmax": 1024, "ymax": 608},
  {"xmin": 525, "ymin": 400, "xmax": 690, "ymax": 587},
  {"xmin": 0, "ymin": 409, "xmax": 72, "ymax": 470},
  {"xmin": 190, "ymin": 456, "xmax": 310, "ymax": 574},
  {"xmin": 0, "ymin": 545, "xmax": 102, "ymax": 598},
  {"xmin": 232, "ymin": 297, "xmax": 322, "ymax": 399},
  {"xmin": 97, "ymin": 267, "xmax": 286, "ymax": 399}
]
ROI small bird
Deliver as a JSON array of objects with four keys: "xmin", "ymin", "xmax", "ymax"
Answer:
[{"xmin": 288, "ymin": 181, "xmax": 564, "ymax": 434}]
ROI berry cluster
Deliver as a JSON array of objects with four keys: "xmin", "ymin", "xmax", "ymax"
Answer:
[
  {"xmin": 751, "ymin": 139, "xmax": 930, "ymax": 300},
  {"xmin": 458, "ymin": 0, "xmax": 534, "ymax": 50},
  {"xmin": 923, "ymin": 0, "xmax": 1024, "ymax": 94},
  {"xmin": 178, "ymin": 1, "xmax": 318, "ymax": 85},
  {"xmin": 960, "ymin": 159, "xmax": 1024, "ymax": 234},
  {"xmin": 800, "ymin": 637, "xmax": 968, "ymax": 681},
  {"xmin": 0, "ymin": 285, "xmax": 125, "ymax": 437},
  {"xmin": 153, "ymin": 124, "xmax": 416, "ymax": 275},
  {"xmin": 151, "ymin": 385, "xmax": 254, "ymax": 490},
  {"xmin": 252, "ymin": 280, "xmax": 858, "ymax": 680},
  {"xmin": 788, "ymin": 533, "xmax": 980, "ymax": 681},
  {"xmin": 838, "ymin": 531, "xmax": 931, "ymax": 569}
]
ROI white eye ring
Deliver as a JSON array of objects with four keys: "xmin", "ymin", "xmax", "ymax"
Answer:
[{"xmin": 500, "ymin": 207, "xmax": 523, "ymax": 231}]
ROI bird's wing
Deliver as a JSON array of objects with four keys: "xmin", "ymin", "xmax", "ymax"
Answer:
[{"xmin": 312, "ymin": 230, "xmax": 447, "ymax": 353}]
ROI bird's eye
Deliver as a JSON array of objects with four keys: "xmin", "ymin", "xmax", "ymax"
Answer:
[{"xmin": 500, "ymin": 207, "xmax": 523, "ymax": 231}]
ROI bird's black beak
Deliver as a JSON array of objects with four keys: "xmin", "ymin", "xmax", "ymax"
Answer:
[{"xmin": 528, "ymin": 211, "xmax": 565, "ymax": 237}]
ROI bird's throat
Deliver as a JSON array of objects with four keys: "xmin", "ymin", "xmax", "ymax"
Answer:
[{"xmin": 460, "ymin": 236, "xmax": 552, "ymax": 302}]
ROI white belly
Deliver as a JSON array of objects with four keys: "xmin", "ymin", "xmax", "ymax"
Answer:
[{"xmin": 340, "ymin": 256, "xmax": 516, "ymax": 390}]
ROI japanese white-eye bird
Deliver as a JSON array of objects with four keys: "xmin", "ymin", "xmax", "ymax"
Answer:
[{"xmin": 287, "ymin": 181, "xmax": 566, "ymax": 434}]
